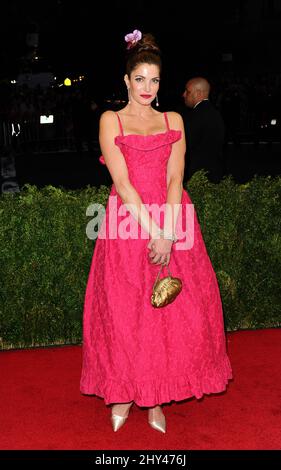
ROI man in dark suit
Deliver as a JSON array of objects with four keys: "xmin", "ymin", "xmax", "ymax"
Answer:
[{"xmin": 182, "ymin": 77, "xmax": 225, "ymax": 183}]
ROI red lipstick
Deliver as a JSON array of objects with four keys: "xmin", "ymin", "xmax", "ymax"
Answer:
[{"xmin": 140, "ymin": 94, "xmax": 152, "ymax": 99}]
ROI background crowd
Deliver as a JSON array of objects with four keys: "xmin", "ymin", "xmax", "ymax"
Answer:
[{"xmin": 0, "ymin": 71, "xmax": 280, "ymax": 154}]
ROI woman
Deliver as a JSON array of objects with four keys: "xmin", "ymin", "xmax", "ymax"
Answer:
[{"xmin": 80, "ymin": 30, "xmax": 232, "ymax": 433}]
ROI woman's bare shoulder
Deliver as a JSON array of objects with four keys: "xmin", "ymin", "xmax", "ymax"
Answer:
[
  {"xmin": 166, "ymin": 111, "xmax": 184, "ymax": 128},
  {"xmin": 100, "ymin": 110, "xmax": 117, "ymax": 123},
  {"xmin": 99, "ymin": 111, "xmax": 121, "ymax": 140}
]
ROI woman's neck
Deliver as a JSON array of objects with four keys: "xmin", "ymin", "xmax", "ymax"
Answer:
[{"xmin": 122, "ymin": 103, "xmax": 157, "ymax": 118}]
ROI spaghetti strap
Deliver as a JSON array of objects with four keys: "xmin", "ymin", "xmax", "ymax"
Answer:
[
  {"xmin": 164, "ymin": 112, "xmax": 170, "ymax": 131},
  {"xmin": 116, "ymin": 113, "xmax": 124, "ymax": 136}
]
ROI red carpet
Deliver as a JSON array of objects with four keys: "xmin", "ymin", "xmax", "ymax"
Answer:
[{"xmin": 1, "ymin": 328, "xmax": 281, "ymax": 450}]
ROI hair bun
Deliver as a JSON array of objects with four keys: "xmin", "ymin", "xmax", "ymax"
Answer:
[
  {"xmin": 125, "ymin": 30, "xmax": 162, "ymax": 76},
  {"xmin": 136, "ymin": 33, "xmax": 160, "ymax": 54}
]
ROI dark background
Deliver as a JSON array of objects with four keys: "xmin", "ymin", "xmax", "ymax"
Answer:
[
  {"xmin": 0, "ymin": 0, "xmax": 281, "ymax": 190},
  {"xmin": 1, "ymin": 1, "xmax": 281, "ymax": 96}
]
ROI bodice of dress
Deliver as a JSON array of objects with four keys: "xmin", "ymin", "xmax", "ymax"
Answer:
[{"xmin": 99, "ymin": 113, "xmax": 181, "ymax": 195}]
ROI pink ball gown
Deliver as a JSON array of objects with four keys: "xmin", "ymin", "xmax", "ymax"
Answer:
[{"xmin": 80, "ymin": 112, "xmax": 232, "ymax": 406}]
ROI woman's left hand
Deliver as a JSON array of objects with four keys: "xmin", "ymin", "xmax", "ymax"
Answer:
[{"xmin": 147, "ymin": 238, "xmax": 172, "ymax": 266}]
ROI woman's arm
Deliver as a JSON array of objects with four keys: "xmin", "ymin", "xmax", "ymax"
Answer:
[
  {"xmin": 99, "ymin": 111, "xmax": 162, "ymax": 239},
  {"xmin": 148, "ymin": 112, "xmax": 186, "ymax": 265},
  {"xmin": 164, "ymin": 112, "xmax": 186, "ymax": 237}
]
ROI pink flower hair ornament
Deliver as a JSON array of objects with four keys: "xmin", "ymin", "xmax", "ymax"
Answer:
[{"xmin": 124, "ymin": 29, "xmax": 142, "ymax": 50}]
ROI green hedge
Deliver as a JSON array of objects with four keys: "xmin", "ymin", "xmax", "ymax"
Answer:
[{"xmin": 0, "ymin": 172, "xmax": 280, "ymax": 349}]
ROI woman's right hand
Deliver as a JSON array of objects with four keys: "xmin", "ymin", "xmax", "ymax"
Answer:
[{"xmin": 147, "ymin": 237, "xmax": 173, "ymax": 266}]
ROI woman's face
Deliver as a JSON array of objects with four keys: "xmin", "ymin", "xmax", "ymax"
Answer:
[{"xmin": 125, "ymin": 63, "xmax": 160, "ymax": 106}]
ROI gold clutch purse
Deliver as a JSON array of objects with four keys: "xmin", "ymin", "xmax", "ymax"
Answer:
[{"xmin": 151, "ymin": 264, "xmax": 182, "ymax": 308}]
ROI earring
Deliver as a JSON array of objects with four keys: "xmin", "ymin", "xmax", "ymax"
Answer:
[
  {"xmin": 155, "ymin": 94, "xmax": 159, "ymax": 107},
  {"xmin": 127, "ymin": 88, "xmax": 131, "ymax": 104}
]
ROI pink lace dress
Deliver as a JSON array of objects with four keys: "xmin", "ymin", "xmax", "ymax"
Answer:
[{"xmin": 80, "ymin": 112, "xmax": 232, "ymax": 406}]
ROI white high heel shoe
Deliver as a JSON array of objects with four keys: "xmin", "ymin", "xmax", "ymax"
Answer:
[
  {"xmin": 148, "ymin": 406, "xmax": 166, "ymax": 434},
  {"xmin": 111, "ymin": 402, "xmax": 133, "ymax": 432}
]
